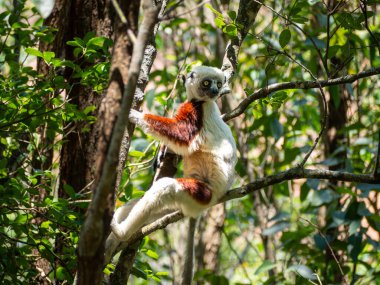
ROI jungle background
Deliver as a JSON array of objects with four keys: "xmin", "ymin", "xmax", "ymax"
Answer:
[{"xmin": 1, "ymin": 0, "xmax": 380, "ymax": 284}]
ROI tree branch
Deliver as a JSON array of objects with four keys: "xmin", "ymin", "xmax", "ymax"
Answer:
[
  {"xmin": 221, "ymin": 0, "xmax": 261, "ymax": 85},
  {"xmin": 118, "ymin": 167, "xmax": 380, "ymax": 248},
  {"xmin": 222, "ymin": 167, "xmax": 380, "ymax": 202},
  {"xmin": 222, "ymin": 67, "xmax": 380, "ymax": 121}
]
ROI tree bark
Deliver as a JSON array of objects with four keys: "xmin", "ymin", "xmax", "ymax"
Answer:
[
  {"xmin": 75, "ymin": 0, "xmax": 141, "ymax": 283},
  {"xmin": 36, "ymin": 1, "xmax": 114, "ymax": 282},
  {"xmin": 76, "ymin": 1, "xmax": 162, "ymax": 284}
]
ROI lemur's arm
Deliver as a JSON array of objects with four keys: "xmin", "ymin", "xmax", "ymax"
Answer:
[{"xmin": 129, "ymin": 101, "xmax": 203, "ymax": 155}]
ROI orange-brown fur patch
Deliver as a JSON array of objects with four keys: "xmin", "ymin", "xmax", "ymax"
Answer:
[
  {"xmin": 177, "ymin": 178, "xmax": 212, "ymax": 205},
  {"xmin": 144, "ymin": 101, "xmax": 203, "ymax": 145}
]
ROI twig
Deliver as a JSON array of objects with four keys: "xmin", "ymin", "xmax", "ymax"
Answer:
[
  {"xmin": 299, "ymin": 217, "xmax": 348, "ymax": 285},
  {"xmin": 111, "ymin": 0, "xmax": 137, "ymax": 44},
  {"xmin": 279, "ymin": 49, "xmax": 328, "ymax": 167},
  {"xmin": 159, "ymin": 0, "xmax": 184, "ymax": 19},
  {"xmin": 159, "ymin": 0, "xmax": 210, "ymax": 21},
  {"xmin": 359, "ymin": 0, "xmax": 380, "ymax": 55},
  {"xmin": 222, "ymin": 228, "xmax": 253, "ymax": 283},
  {"xmin": 325, "ymin": 2, "xmax": 331, "ymax": 76},
  {"xmin": 252, "ymin": 0, "xmax": 328, "ymax": 75},
  {"xmin": 374, "ymin": 130, "xmax": 380, "ymax": 179},
  {"xmin": 222, "ymin": 67, "xmax": 380, "ymax": 122}
]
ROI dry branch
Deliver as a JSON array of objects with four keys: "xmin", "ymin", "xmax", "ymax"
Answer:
[{"xmin": 223, "ymin": 67, "xmax": 380, "ymax": 121}]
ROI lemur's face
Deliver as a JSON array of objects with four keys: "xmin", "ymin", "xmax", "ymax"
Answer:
[{"xmin": 185, "ymin": 66, "xmax": 226, "ymax": 102}]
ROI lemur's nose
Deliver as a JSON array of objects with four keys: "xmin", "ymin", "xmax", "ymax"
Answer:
[{"xmin": 210, "ymin": 87, "xmax": 219, "ymax": 95}]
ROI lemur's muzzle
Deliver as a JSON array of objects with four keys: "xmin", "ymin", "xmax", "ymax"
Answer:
[{"xmin": 210, "ymin": 87, "xmax": 219, "ymax": 96}]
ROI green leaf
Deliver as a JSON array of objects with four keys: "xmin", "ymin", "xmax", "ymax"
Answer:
[
  {"xmin": 145, "ymin": 249, "xmax": 159, "ymax": 260},
  {"xmin": 215, "ymin": 16, "xmax": 225, "ymax": 29},
  {"xmin": 287, "ymin": 264, "xmax": 317, "ymax": 280},
  {"xmin": 129, "ymin": 150, "xmax": 145, "ymax": 157},
  {"xmin": 255, "ymin": 260, "xmax": 276, "ymax": 275},
  {"xmin": 67, "ymin": 40, "xmax": 83, "ymax": 47},
  {"xmin": 263, "ymin": 221, "xmax": 289, "ymax": 236},
  {"xmin": 25, "ymin": 47, "xmax": 43, "ymax": 57},
  {"xmin": 227, "ymin": 11, "xmax": 236, "ymax": 21},
  {"xmin": 63, "ymin": 184, "xmax": 76, "ymax": 199},
  {"xmin": 73, "ymin": 47, "xmax": 82, "ymax": 58},
  {"xmin": 131, "ymin": 190, "xmax": 145, "ymax": 199},
  {"xmin": 83, "ymin": 105, "xmax": 96, "ymax": 115},
  {"xmin": 223, "ymin": 24, "xmax": 237, "ymax": 37},
  {"xmin": 271, "ymin": 91, "xmax": 288, "ymax": 102},
  {"xmin": 279, "ymin": 29, "xmax": 291, "ymax": 48},
  {"xmin": 56, "ymin": 266, "xmax": 67, "ymax": 281},
  {"xmin": 348, "ymin": 233, "xmax": 363, "ymax": 262},
  {"xmin": 156, "ymin": 271, "xmax": 169, "ymax": 277},
  {"xmin": 292, "ymin": 16, "xmax": 308, "ymax": 24},
  {"xmin": 270, "ymin": 117, "xmax": 283, "ymax": 141},
  {"xmin": 327, "ymin": 45, "xmax": 341, "ymax": 59},
  {"xmin": 131, "ymin": 267, "xmax": 148, "ymax": 279},
  {"xmin": 41, "ymin": 221, "xmax": 52, "ymax": 229},
  {"xmin": 86, "ymin": 37, "xmax": 106, "ymax": 48},
  {"xmin": 15, "ymin": 214, "xmax": 28, "ymax": 224},
  {"xmin": 204, "ymin": 4, "xmax": 223, "ymax": 17},
  {"xmin": 42, "ymin": 51, "xmax": 55, "ymax": 62}
]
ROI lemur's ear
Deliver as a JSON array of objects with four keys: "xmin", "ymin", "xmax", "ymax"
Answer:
[{"xmin": 187, "ymin": 71, "xmax": 195, "ymax": 80}]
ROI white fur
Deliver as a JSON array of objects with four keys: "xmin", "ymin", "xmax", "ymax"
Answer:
[{"xmin": 105, "ymin": 66, "xmax": 237, "ymax": 261}]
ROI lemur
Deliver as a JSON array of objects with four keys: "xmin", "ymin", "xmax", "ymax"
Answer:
[{"xmin": 105, "ymin": 66, "xmax": 237, "ymax": 261}]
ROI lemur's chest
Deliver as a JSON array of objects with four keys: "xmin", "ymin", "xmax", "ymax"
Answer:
[{"xmin": 198, "ymin": 102, "xmax": 236, "ymax": 156}]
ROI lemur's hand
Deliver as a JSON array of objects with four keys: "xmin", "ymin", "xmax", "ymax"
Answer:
[{"xmin": 129, "ymin": 109, "xmax": 144, "ymax": 125}]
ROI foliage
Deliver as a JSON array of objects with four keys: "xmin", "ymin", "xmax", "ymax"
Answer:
[
  {"xmin": 1, "ymin": 0, "xmax": 380, "ymax": 284},
  {"xmin": 0, "ymin": 0, "xmax": 111, "ymax": 283},
  {"xmin": 126, "ymin": 0, "xmax": 380, "ymax": 284}
]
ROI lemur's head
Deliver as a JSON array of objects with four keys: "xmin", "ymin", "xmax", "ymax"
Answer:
[{"xmin": 184, "ymin": 66, "xmax": 226, "ymax": 102}]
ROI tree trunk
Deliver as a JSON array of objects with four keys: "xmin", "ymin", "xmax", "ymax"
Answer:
[
  {"xmin": 38, "ymin": 0, "xmax": 140, "ymax": 283},
  {"xmin": 76, "ymin": 0, "xmax": 146, "ymax": 282}
]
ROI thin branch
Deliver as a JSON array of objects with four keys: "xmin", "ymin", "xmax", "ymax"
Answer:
[
  {"xmin": 325, "ymin": 3, "xmax": 331, "ymax": 76},
  {"xmin": 279, "ymin": 49, "xmax": 328, "ymax": 167},
  {"xmin": 159, "ymin": 0, "xmax": 210, "ymax": 21},
  {"xmin": 111, "ymin": 0, "xmax": 137, "ymax": 44},
  {"xmin": 222, "ymin": 167, "xmax": 380, "ymax": 202},
  {"xmin": 159, "ymin": 0, "xmax": 184, "ymax": 19},
  {"xmin": 252, "ymin": 0, "xmax": 328, "ymax": 75},
  {"xmin": 222, "ymin": 228, "xmax": 253, "ymax": 283},
  {"xmin": 222, "ymin": 67, "xmax": 380, "ymax": 122},
  {"xmin": 299, "ymin": 217, "xmax": 348, "ymax": 285},
  {"xmin": 359, "ymin": 0, "xmax": 380, "ymax": 55},
  {"xmin": 374, "ymin": 130, "xmax": 380, "ymax": 179}
]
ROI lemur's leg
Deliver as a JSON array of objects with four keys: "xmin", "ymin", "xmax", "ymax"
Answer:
[
  {"xmin": 105, "ymin": 199, "xmax": 139, "ymax": 263},
  {"xmin": 110, "ymin": 177, "xmax": 212, "ymax": 242},
  {"xmin": 105, "ymin": 198, "xmax": 175, "ymax": 264}
]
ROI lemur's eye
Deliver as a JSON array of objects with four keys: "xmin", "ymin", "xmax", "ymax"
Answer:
[
  {"xmin": 202, "ymin": 80, "xmax": 210, "ymax": 87},
  {"xmin": 217, "ymin": 82, "xmax": 222, "ymax": 88}
]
